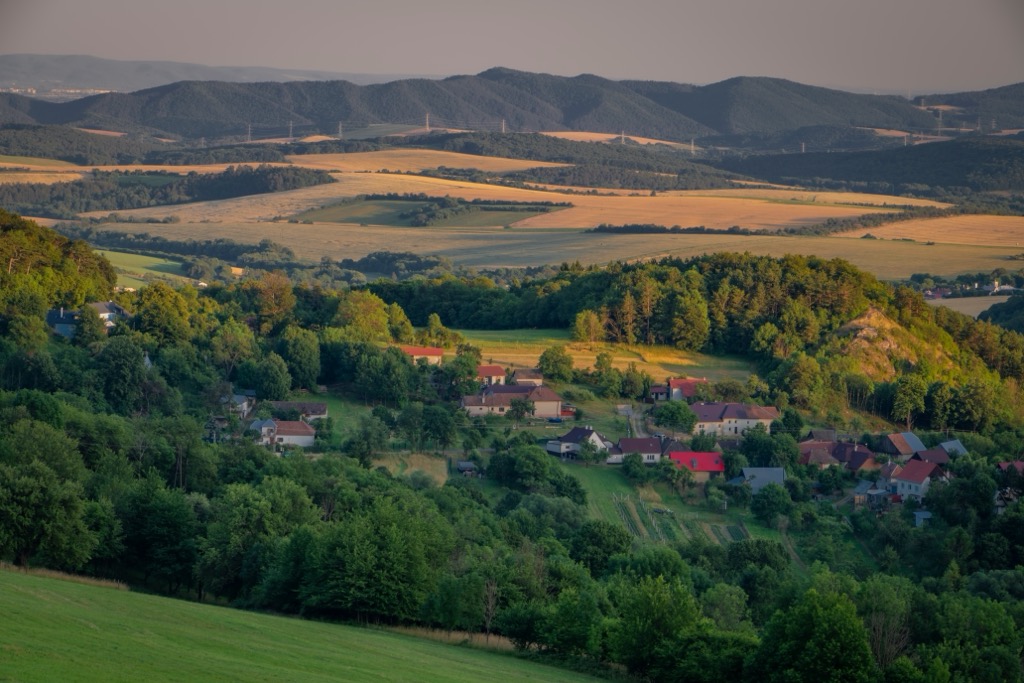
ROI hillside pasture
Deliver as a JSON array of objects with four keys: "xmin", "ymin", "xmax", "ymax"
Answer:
[
  {"xmin": 0, "ymin": 171, "xmax": 85, "ymax": 184},
  {"xmin": 0, "ymin": 569, "xmax": 598, "ymax": 683},
  {"xmin": 0, "ymin": 154, "xmax": 82, "ymax": 170},
  {"xmin": 834, "ymin": 214, "xmax": 1024, "ymax": 247},
  {"xmin": 285, "ymin": 150, "xmax": 567, "ymax": 173},
  {"xmin": 97, "ymin": 250, "xmax": 190, "ymax": 288}
]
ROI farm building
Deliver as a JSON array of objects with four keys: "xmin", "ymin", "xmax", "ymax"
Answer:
[
  {"xmin": 268, "ymin": 401, "xmax": 328, "ymax": 421},
  {"xmin": 691, "ymin": 402, "xmax": 780, "ymax": 437},
  {"xmin": 878, "ymin": 432, "xmax": 927, "ymax": 459},
  {"xmin": 461, "ymin": 384, "xmax": 563, "ymax": 418},
  {"xmin": 511, "ymin": 368, "xmax": 544, "ymax": 386}
]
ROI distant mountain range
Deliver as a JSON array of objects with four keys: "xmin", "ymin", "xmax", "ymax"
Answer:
[
  {"xmin": 0, "ymin": 56, "xmax": 1020, "ymax": 150},
  {"xmin": 0, "ymin": 54, "xmax": 423, "ymax": 96}
]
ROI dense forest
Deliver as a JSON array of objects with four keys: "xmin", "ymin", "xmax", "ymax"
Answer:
[
  {"xmin": 5, "ymin": 212, "xmax": 1024, "ymax": 681},
  {"xmin": 0, "ymin": 165, "xmax": 334, "ymax": 219}
]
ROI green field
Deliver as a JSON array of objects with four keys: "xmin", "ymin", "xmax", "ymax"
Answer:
[
  {"xmin": 294, "ymin": 199, "xmax": 550, "ymax": 228},
  {"xmin": 0, "ymin": 569, "xmax": 600, "ymax": 683},
  {"xmin": 97, "ymin": 250, "xmax": 190, "ymax": 288}
]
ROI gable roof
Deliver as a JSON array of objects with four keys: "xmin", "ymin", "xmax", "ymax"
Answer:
[
  {"xmin": 894, "ymin": 459, "xmax": 942, "ymax": 485},
  {"xmin": 476, "ymin": 364, "xmax": 505, "ymax": 378},
  {"xmin": 667, "ymin": 377, "xmax": 708, "ymax": 397},
  {"xmin": 912, "ymin": 448, "xmax": 950, "ymax": 466},
  {"xmin": 998, "ymin": 461, "xmax": 1024, "ymax": 474},
  {"xmin": 691, "ymin": 402, "xmax": 780, "ymax": 423},
  {"xmin": 879, "ymin": 462, "xmax": 903, "ymax": 480},
  {"xmin": 939, "ymin": 439, "xmax": 967, "ymax": 456},
  {"xmin": 273, "ymin": 420, "xmax": 316, "ymax": 437},
  {"xmin": 268, "ymin": 401, "xmax": 328, "ymax": 417},
  {"xmin": 556, "ymin": 426, "xmax": 610, "ymax": 446},
  {"xmin": 669, "ymin": 451, "xmax": 725, "ymax": 473},
  {"xmin": 618, "ymin": 437, "xmax": 662, "ymax": 455},
  {"xmin": 740, "ymin": 467, "xmax": 787, "ymax": 488},
  {"xmin": 512, "ymin": 368, "xmax": 543, "ymax": 380},
  {"xmin": 885, "ymin": 432, "xmax": 927, "ymax": 455}
]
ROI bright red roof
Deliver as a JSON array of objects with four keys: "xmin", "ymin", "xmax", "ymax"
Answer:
[
  {"xmin": 668, "ymin": 451, "xmax": 725, "ymax": 473},
  {"xmin": 894, "ymin": 459, "xmax": 941, "ymax": 484},
  {"xmin": 667, "ymin": 377, "xmax": 708, "ymax": 397}
]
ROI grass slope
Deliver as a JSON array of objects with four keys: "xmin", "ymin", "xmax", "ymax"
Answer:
[{"xmin": 0, "ymin": 569, "xmax": 599, "ymax": 683}]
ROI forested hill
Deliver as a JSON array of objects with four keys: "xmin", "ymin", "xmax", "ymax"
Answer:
[
  {"xmin": 716, "ymin": 136, "xmax": 1024, "ymax": 193},
  {"xmin": 0, "ymin": 69, "xmax": 963, "ymax": 142}
]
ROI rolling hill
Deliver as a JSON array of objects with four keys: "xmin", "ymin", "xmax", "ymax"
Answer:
[{"xmin": 3, "ymin": 67, "xmax": 1010, "ymax": 147}]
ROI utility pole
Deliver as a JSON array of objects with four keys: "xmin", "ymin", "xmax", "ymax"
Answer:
[
  {"xmin": 501, "ymin": 118, "xmax": 506, "ymax": 134},
  {"xmin": 338, "ymin": 121, "xmax": 343, "ymax": 139},
  {"xmin": 426, "ymin": 112, "xmax": 430, "ymax": 132},
  {"xmin": 801, "ymin": 141, "xmax": 806, "ymax": 154},
  {"xmin": 247, "ymin": 122, "xmax": 252, "ymax": 143}
]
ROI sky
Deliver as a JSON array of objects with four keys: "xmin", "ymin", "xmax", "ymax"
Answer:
[{"xmin": 1, "ymin": 0, "xmax": 1022, "ymax": 93}]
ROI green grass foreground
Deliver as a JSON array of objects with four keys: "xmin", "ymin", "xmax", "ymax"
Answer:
[{"xmin": 0, "ymin": 570, "xmax": 601, "ymax": 683}]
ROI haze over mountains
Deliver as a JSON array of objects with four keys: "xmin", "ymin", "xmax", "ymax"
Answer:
[{"xmin": 0, "ymin": 55, "xmax": 1021, "ymax": 152}]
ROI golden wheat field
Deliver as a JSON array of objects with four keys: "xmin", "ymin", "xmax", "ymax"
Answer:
[
  {"xmin": 539, "ymin": 130, "xmax": 693, "ymax": 149},
  {"xmin": 0, "ymin": 171, "xmax": 85, "ymax": 184},
  {"xmin": 664, "ymin": 188, "xmax": 948, "ymax": 208},
  {"xmin": 0, "ymin": 155, "xmax": 82, "ymax": 170},
  {"xmin": 83, "ymin": 172, "xmax": 910, "ymax": 231},
  {"xmin": 284, "ymin": 149, "xmax": 567, "ymax": 173},
  {"xmin": 835, "ymin": 215, "xmax": 1024, "ymax": 247}
]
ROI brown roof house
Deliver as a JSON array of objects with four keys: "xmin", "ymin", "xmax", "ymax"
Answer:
[
  {"xmin": 511, "ymin": 368, "xmax": 544, "ymax": 386},
  {"xmin": 799, "ymin": 441, "xmax": 877, "ymax": 472},
  {"xmin": 878, "ymin": 432, "xmax": 927, "ymax": 459},
  {"xmin": 461, "ymin": 384, "xmax": 562, "ymax": 418},
  {"xmin": 691, "ymin": 402, "xmax": 780, "ymax": 437},
  {"xmin": 667, "ymin": 377, "xmax": 709, "ymax": 401},
  {"xmin": 268, "ymin": 401, "xmax": 328, "ymax": 421}
]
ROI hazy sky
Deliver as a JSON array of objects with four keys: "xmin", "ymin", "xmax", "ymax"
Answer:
[{"xmin": 1, "ymin": 0, "xmax": 1022, "ymax": 93}]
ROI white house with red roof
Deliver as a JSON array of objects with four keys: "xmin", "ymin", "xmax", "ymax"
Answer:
[
  {"xmin": 249, "ymin": 419, "xmax": 316, "ymax": 449},
  {"xmin": 892, "ymin": 459, "xmax": 946, "ymax": 501},
  {"xmin": 690, "ymin": 402, "xmax": 780, "ymax": 437},
  {"xmin": 398, "ymin": 345, "xmax": 444, "ymax": 365},
  {"xmin": 668, "ymin": 451, "xmax": 725, "ymax": 483},
  {"xmin": 476, "ymin": 364, "xmax": 506, "ymax": 386}
]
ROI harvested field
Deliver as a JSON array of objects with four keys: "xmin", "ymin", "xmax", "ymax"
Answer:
[
  {"xmin": 835, "ymin": 214, "xmax": 1024, "ymax": 247},
  {"xmin": 0, "ymin": 171, "xmax": 85, "ymax": 184},
  {"xmin": 927, "ymin": 295, "xmax": 1011, "ymax": 318},
  {"xmin": 0, "ymin": 154, "xmax": 81, "ymax": 170},
  {"xmin": 285, "ymin": 150, "xmax": 567, "ymax": 173},
  {"xmin": 539, "ymin": 130, "xmax": 692, "ymax": 149},
  {"xmin": 666, "ymin": 188, "xmax": 948, "ymax": 209}
]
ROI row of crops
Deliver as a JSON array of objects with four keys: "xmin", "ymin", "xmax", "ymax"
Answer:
[{"xmin": 611, "ymin": 494, "xmax": 748, "ymax": 545}]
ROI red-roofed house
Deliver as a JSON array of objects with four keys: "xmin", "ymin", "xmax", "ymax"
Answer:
[
  {"xmin": 667, "ymin": 377, "xmax": 708, "ymax": 401},
  {"xmin": 668, "ymin": 451, "xmax": 725, "ymax": 483},
  {"xmin": 399, "ymin": 345, "xmax": 444, "ymax": 365},
  {"xmin": 691, "ymin": 402, "xmax": 780, "ymax": 437},
  {"xmin": 249, "ymin": 419, "xmax": 316, "ymax": 448},
  {"xmin": 893, "ymin": 460, "xmax": 946, "ymax": 501},
  {"xmin": 476, "ymin": 364, "xmax": 506, "ymax": 386},
  {"xmin": 998, "ymin": 461, "xmax": 1024, "ymax": 474}
]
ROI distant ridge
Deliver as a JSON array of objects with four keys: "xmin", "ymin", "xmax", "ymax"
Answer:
[{"xmin": 0, "ymin": 58, "xmax": 1019, "ymax": 148}]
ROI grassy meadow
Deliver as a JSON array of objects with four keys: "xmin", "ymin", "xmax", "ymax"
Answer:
[
  {"xmin": 0, "ymin": 569, "xmax": 599, "ymax": 683},
  {"xmin": 96, "ymin": 250, "xmax": 190, "ymax": 288}
]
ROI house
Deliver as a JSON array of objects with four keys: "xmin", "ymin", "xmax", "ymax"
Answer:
[
  {"xmin": 805, "ymin": 428, "xmax": 838, "ymax": 442},
  {"xmin": 668, "ymin": 451, "xmax": 725, "ymax": 483},
  {"xmin": 250, "ymin": 419, "xmax": 316, "ymax": 448},
  {"xmin": 666, "ymin": 377, "xmax": 708, "ymax": 401},
  {"xmin": 731, "ymin": 467, "xmax": 787, "ymax": 495},
  {"xmin": 877, "ymin": 462, "xmax": 904, "ymax": 493},
  {"xmin": 611, "ymin": 437, "xmax": 663, "ymax": 465},
  {"xmin": 799, "ymin": 440, "xmax": 877, "ymax": 472},
  {"xmin": 546, "ymin": 426, "xmax": 612, "ymax": 456},
  {"xmin": 221, "ymin": 391, "xmax": 256, "ymax": 420},
  {"xmin": 268, "ymin": 401, "xmax": 328, "ymax": 421},
  {"xmin": 456, "ymin": 460, "xmax": 480, "ymax": 477},
  {"xmin": 461, "ymin": 384, "xmax": 563, "ymax": 418},
  {"xmin": 691, "ymin": 402, "xmax": 780, "ymax": 437},
  {"xmin": 939, "ymin": 439, "xmax": 967, "ymax": 457},
  {"xmin": 998, "ymin": 461, "xmax": 1024, "ymax": 474},
  {"xmin": 798, "ymin": 441, "xmax": 841, "ymax": 469},
  {"xmin": 649, "ymin": 384, "xmax": 669, "ymax": 402},
  {"xmin": 399, "ymin": 345, "xmax": 444, "ymax": 365},
  {"xmin": 892, "ymin": 459, "xmax": 945, "ymax": 501},
  {"xmin": 46, "ymin": 300, "xmax": 129, "ymax": 338},
  {"xmin": 476, "ymin": 364, "xmax": 506, "ymax": 386},
  {"xmin": 511, "ymin": 368, "xmax": 544, "ymax": 386},
  {"xmin": 911, "ymin": 448, "xmax": 950, "ymax": 466},
  {"xmin": 913, "ymin": 511, "xmax": 933, "ymax": 528},
  {"xmin": 878, "ymin": 432, "xmax": 927, "ymax": 459}
]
